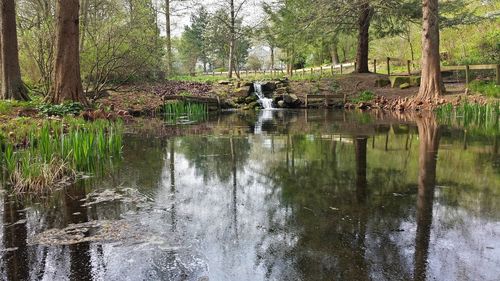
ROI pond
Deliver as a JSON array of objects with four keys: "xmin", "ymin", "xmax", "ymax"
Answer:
[{"xmin": 1, "ymin": 109, "xmax": 499, "ymax": 281}]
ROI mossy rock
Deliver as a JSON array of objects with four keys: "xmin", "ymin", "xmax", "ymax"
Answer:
[
  {"xmin": 410, "ymin": 76, "xmax": 421, "ymax": 86},
  {"xmin": 390, "ymin": 76, "xmax": 421, "ymax": 88},
  {"xmin": 400, "ymin": 83, "xmax": 411, "ymax": 89},
  {"xmin": 375, "ymin": 78, "xmax": 391, "ymax": 87},
  {"xmin": 245, "ymin": 95, "xmax": 258, "ymax": 103}
]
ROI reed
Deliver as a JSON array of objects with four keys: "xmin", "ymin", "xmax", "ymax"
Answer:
[
  {"xmin": 0, "ymin": 118, "xmax": 123, "ymax": 192},
  {"xmin": 163, "ymin": 101, "xmax": 208, "ymax": 124},
  {"xmin": 436, "ymin": 102, "xmax": 500, "ymax": 134}
]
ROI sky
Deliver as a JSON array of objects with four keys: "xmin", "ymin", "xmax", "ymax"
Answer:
[{"xmin": 154, "ymin": 0, "xmax": 270, "ymax": 36}]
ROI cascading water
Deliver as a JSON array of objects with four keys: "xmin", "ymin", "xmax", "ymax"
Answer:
[{"xmin": 254, "ymin": 82, "xmax": 274, "ymax": 109}]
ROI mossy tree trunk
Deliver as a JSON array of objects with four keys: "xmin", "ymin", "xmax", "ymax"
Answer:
[
  {"xmin": 417, "ymin": 0, "xmax": 443, "ymax": 100},
  {"xmin": 0, "ymin": 0, "xmax": 29, "ymax": 101},
  {"xmin": 49, "ymin": 0, "xmax": 89, "ymax": 105}
]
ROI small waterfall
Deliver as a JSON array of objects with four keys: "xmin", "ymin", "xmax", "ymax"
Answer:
[{"xmin": 254, "ymin": 82, "xmax": 274, "ymax": 109}]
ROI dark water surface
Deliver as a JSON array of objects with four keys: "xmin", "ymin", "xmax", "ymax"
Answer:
[{"xmin": 1, "ymin": 110, "xmax": 499, "ymax": 281}]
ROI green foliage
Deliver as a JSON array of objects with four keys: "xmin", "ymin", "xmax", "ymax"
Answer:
[
  {"xmin": 0, "ymin": 118, "xmax": 123, "ymax": 192},
  {"xmin": 351, "ymin": 91, "xmax": 375, "ymax": 103},
  {"xmin": 163, "ymin": 101, "xmax": 208, "ymax": 124},
  {"xmin": 469, "ymin": 80, "xmax": 500, "ymax": 98},
  {"xmin": 38, "ymin": 102, "xmax": 84, "ymax": 116},
  {"xmin": 436, "ymin": 102, "xmax": 500, "ymax": 135}
]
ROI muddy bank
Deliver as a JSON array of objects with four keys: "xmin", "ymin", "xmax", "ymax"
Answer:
[{"xmin": 95, "ymin": 74, "xmax": 495, "ymax": 116}]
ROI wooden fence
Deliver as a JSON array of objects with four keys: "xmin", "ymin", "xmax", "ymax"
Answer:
[{"xmin": 201, "ymin": 58, "xmax": 500, "ymax": 85}]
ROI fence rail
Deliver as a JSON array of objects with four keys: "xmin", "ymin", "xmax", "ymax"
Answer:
[{"xmin": 200, "ymin": 58, "xmax": 499, "ymax": 85}]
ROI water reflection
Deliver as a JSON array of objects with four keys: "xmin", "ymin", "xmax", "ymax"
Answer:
[
  {"xmin": 414, "ymin": 115, "xmax": 441, "ymax": 281},
  {"xmin": 3, "ymin": 198, "xmax": 29, "ymax": 281},
  {"xmin": 0, "ymin": 110, "xmax": 499, "ymax": 281}
]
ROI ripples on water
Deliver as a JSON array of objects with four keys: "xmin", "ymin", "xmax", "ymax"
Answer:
[{"xmin": 1, "ymin": 110, "xmax": 499, "ymax": 281}]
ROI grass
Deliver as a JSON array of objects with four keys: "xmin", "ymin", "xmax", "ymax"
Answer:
[
  {"xmin": 436, "ymin": 102, "xmax": 499, "ymax": 135},
  {"xmin": 0, "ymin": 117, "xmax": 123, "ymax": 193},
  {"xmin": 468, "ymin": 80, "xmax": 499, "ymax": 98},
  {"xmin": 163, "ymin": 101, "xmax": 208, "ymax": 124}
]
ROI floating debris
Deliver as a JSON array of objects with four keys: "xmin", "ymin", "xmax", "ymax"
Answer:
[
  {"xmin": 83, "ymin": 188, "xmax": 151, "ymax": 207},
  {"xmin": 29, "ymin": 220, "xmax": 138, "ymax": 246}
]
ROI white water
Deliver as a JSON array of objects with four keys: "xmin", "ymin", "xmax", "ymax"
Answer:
[{"xmin": 254, "ymin": 83, "xmax": 274, "ymax": 109}]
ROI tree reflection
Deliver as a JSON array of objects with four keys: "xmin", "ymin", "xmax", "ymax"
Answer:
[
  {"xmin": 3, "ymin": 199, "xmax": 29, "ymax": 281},
  {"xmin": 64, "ymin": 184, "xmax": 92, "ymax": 281},
  {"xmin": 414, "ymin": 114, "xmax": 441, "ymax": 281}
]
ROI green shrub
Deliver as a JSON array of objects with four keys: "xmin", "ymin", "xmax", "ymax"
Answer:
[
  {"xmin": 351, "ymin": 91, "xmax": 375, "ymax": 103},
  {"xmin": 38, "ymin": 102, "xmax": 84, "ymax": 116},
  {"xmin": 469, "ymin": 80, "xmax": 499, "ymax": 98}
]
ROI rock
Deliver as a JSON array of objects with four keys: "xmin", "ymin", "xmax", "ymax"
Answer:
[
  {"xmin": 218, "ymin": 80, "xmax": 231, "ymax": 85},
  {"xmin": 243, "ymin": 101, "xmax": 259, "ymax": 110},
  {"xmin": 410, "ymin": 76, "xmax": 421, "ymax": 86},
  {"xmin": 400, "ymin": 83, "xmax": 411, "ymax": 89},
  {"xmin": 375, "ymin": 78, "xmax": 391, "ymax": 87},
  {"xmin": 261, "ymin": 81, "xmax": 277, "ymax": 92},
  {"xmin": 233, "ymin": 86, "xmax": 251, "ymax": 96},
  {"xmin": 277, "ymin": 100, "xmax": 285, "ymax": 108},
  {"xmin": 245, "ymin": 95, "xmax": 258, "ymax": 103},
  {"xmin": 283, "ymin": 94, "xmax": 301, "ymax": 107},
  {"xmin": 389, "ymin": 76, "xmax": 421, "ymax": 88},
  {"xmin": 358, "ymin": 102, "xmax": 371, "ymax": 110}
]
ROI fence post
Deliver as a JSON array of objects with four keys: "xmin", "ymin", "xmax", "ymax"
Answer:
[
  {"xmin": 496, "ymin": 64, "xmax": 500, "ymax": 85},
  {"xmin": 465, "ymin": 65, "xmax": 470, "ymax": 87},
  {"xmin": 310, "ymin": 68, "xmax": 313, "ymax": 75},
  {"xmin": 407, "ymin": 60, "xmax": 411, "ymax": 76},
  {"xmin": 320, "ymin": 66, "xmax": 323, "ymax": 76},
  {"xmin": 340, "ymin": 64, "xmax": 343, "ymax": 75},
  {"xmin": 387, "ymin": 57, "xmax": 391, "ymax": 76},
  {"xmin": 331, "ymin": 65, "xmax": 334, "ymax": 75},
  {"xmin": 374, "ymin": 59, "xmax": 377, "ymax": 74},
  {"xmin": 354, "ymin": 61, "xmax": 357, "ymax": 72}
]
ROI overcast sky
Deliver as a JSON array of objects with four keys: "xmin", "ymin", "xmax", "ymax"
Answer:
[{"xmin": 154, "ymin": 0, "xmax": 271, "ymax": 36}]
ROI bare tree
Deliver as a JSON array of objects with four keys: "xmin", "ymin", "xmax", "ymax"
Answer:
[
  {"xmin": 49, "ymin": 0, "xmax": 88, "ymax": 105},
  {"xmin": 0, "ymin": 0, "xmax": 30, "ymax": 100},
  {"xmin": 417, "ymin": 0, "xmax": 443, "ymax": 100}
]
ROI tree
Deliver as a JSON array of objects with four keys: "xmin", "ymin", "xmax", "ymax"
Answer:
[
  {"xmin": 165, "ymin": 0, "xmax": 172, "ymax": 76},
  {"xmin": 354, "ymin": 1, "xmax": 374, "ymax": 73},
  {"xmin": 417, "ymin": 0, "xmax": 443, "ymax": 100},
  {"xmin": 0, "ymin": 0, "xmax": 30, "ymax": 100},
  {"xmin": 49, "ymin": 0, "xmax": 88, "ymax": 105}
]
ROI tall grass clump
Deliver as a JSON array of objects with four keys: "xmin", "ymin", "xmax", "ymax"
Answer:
[
  {"xmin": 0, "ymin": 118, "xmax": 123, "ymax": 193},
  {"xmin": 163, "ymin": 101, "xmax": 208, "ymax": 124},
  {"xmin": 436, "ymin": 102, "xmax": 499, "ymax": 135}
]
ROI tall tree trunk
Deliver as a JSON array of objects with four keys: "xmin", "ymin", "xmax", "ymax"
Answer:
[
  {"xmin": 270, "ymin": 46, "xmax": 275, "ymax": 70},
  {"xmin": 414, "ymin": 114, "xmax": 440, "ymax": 281},
  {"xmin": 418, "ymin": 0, "xmax": 443, "ymax": 100},
  {"xmin": 331, "ymin": 42, "xmax": 340, "ymax": 65},
  {"xmin": 0, "ymin": 0, "xmax": 29, "ymax": 101},
  {"xmin": 228, "ymin": 0, "xmax": 235, "ymax": 79},
  {"xmin": 355, "ymin": 1, "xmax": 373, "ymax": 73},
  {"xmin": 79, "ymin": 0, "xmax": 90, "ymax": 52},
  {"xmin": 165, "ymin": 0, "xmax": 173, "ymax": 76},
  {"xmin": 50, "ymin": 0, "xmax": 88, "ymax": 105}
]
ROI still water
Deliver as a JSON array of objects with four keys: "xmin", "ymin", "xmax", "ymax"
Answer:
[{"xmin": 1, "ymin": 110, "xmax": 499, "ymax": 281}]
